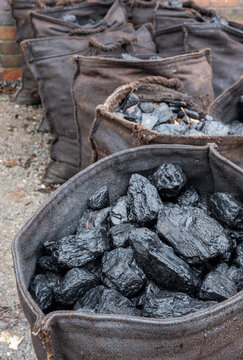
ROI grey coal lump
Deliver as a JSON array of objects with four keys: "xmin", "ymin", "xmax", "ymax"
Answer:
[
  {"xmin": 87, "ymin": 185, "xmax": 110, "ymax": 210},
  {"xmin": 102, "ymin": 247, "xmax": 146, "ymax": 298}
]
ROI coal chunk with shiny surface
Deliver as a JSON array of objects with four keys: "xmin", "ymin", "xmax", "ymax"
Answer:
[
  {"xmin": 74, "ymin": 286, "xmax": 138, "ymax": 316},
  {"xmin": 209, "ymin": 192, "xmax": 243, "ymax": 230},
  {"xmin": 54, "ymin": 268, "xmax": 97, "ymax": 306},
  {"xmin": 110, "ymin": 196, "xmax": 128, "ymax": 226},
  {"xmin": 37, "ymin": 256, "xmax": 60, "ymax": 273},
  {"xmin": 130, "ymin": 228, "xmax": 201, "ymax": 295},
  {"xmin": 157, "ymin": 204, "xmax": 231, "ymax": 264},
  {"xmin": 177, "ymin": 187, "xmax": 200, "ymax": 206},
  {"xmin": 109, "ymin": 223, "xmax": 137, "ymax": 248},
  {"xmin": 141, "ymin": 290, "xmax": 217, "ymax": 318},
  {"xmin": 199, "ymin": 268, "xmax": 238, "ymax": 301},
  {"xmin": 102, "ymin": 247, "xmax": 146, "ymax": 298},
  {"xmin": 77, "ymin": 207, "xmax": 111, "ymax": 232},
  {"xmin": 127, "ymin": 174, "xmax": 161, "ymax": 226},
  {"xmin": 152, "ymin": 163, "xmax": 186, "ymax": 200},
  {"xmin": 87, "ymin": 186, "xmax": 109, "ymax": 210},
  {"xmin": 54, "ymin": 227, "xmax": 110, "ymax": 268}
]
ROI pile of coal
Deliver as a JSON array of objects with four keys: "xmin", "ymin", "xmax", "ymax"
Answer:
[
  {"xmin": 62, "ymin": 14, "xmax": 101, "ymax": 27},
  {"xmin": 30, "ymin": 166, "xmax": 243, "ymax": 319},
  {"xmin": 114, "ymin": 93, "xmax": 243, "ymax": 136}
]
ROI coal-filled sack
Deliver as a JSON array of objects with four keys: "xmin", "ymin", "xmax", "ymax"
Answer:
[
  {"xmin": 21, "ymin": 24, "xmax": 155, "ymax": 184},
  {"xmin": 72, "ymin": 48, "xmax": 214, "ymax": 170},
  {"xmin": 10, "ymin": 0, "xmax": 41, "ymax": 105},
  {"xmin": 31, "ymin": 0, "xmax": 126, "ymax": 37},
  {"xmin": 90, "ymin": 76, "xmax": 242, "ymax": 167},
  {"xmin": 12, "ymin": 144, "xmax": 243, "ymax": 360},
  {"xmin": 128, "ymin": 0, "xmax": 225, "ymax": 31},
  {"xmin": 208, "ymin": 77, "xmax": 243, "ymax": 168},
  {"xmin": 155, "ymin": 22, "xmax": 243, "ymax": 98}
]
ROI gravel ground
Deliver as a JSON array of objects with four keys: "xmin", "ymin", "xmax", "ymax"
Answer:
[{"xmin": 0, "ymin": 91, "xmax": 56, "ymax": 359}]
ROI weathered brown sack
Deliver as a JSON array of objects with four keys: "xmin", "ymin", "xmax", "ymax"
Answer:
[
  {"xmin": 155, "ymin": 23, "xmax": 243, "ymax": 98},
  {"xmin": 12, "ymin": 144, "xmax": 243, "ymax": 360},
  {"xmin": 72, "ymin": 48, "xmax": 214, "ymax": 170},
  {"xmin": 31, "ymin": 0, "xmax": 125, "ymax": 37},
  {"xmin": 90, "ymin": 76, "xmax": 242, "ymax": 168},
  {"xmin": 208, "ymin": 77, "xmax": 243, "ymax": 168},
  {"xmin": 128, "ymin": 0, "xmax": 215, "ymax": 30},
  {"xmin": 10, "ymin": 0, "xmax": 41, "ymax": 105},
  {"xmin": 22, "ymin": 23, "xmax": 154, "ymax": 184}
]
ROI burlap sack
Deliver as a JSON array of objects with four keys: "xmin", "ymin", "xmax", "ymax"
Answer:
[
  {"xmin": 155, "ymin": 22, "xmax": 243, "ymax": 98},
  {"xmin": 90, "ymin": 76, "xmax": 242, "ymax": 168},
  {"xmin": 22, "ymin": 23, "xmax": 155, "ymax": 183},
  {"xmin": 72, "ymin": 48, "xmax": 214, "ymax": 170}
]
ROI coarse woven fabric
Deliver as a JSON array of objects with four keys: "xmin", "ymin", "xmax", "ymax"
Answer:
[
  {"xmin": 12, "ymin": 144, "xmax": 243, "ymax": 360},
  {"xmin": 21, "ymin": 23, "xmax": 155, "ymax": 184},
  {"xmin": 72, "ymin": 47, "xmax": 214, "ymax": 170},
  {"xmin": 155, "ymin": 22, "xmax": 243, "ymax": 98}
]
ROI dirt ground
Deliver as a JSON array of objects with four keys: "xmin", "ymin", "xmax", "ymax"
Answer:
[{"xmin": 0, "ymin": 90, "xmax": 56, "ymax": 359}]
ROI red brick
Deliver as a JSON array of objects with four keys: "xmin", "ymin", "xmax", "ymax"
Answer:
[
  {"xmin": 0, "ymin": 26, "xmax": 16, "ymax": 40},
  {"xmin": 0, "ymin": 54, "xmax": 22, "ymax": 67},
  {"xmin": 0, "ymin": 68, "xmax": 21, "ymax": 80},
  {"xmin": 0, "ymin": 40, "xmax": 20, "ymax": 55}
]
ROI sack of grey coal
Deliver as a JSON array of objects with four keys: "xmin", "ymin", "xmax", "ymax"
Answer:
[
  {"xmin": 208, "ymin": 77, "xmax": 243, "ymax": 169},
  {"xmin": 12, "ymin": 144, "xmax": 243, "ymax": 360},
  {"xmin": 72, "ymin": 48, "xmax": 214, "ymax": 171},
  {"xmin": 21, "ymin": 21, "xmax": 155, "ymax": 184},
  {"xmin": 155, "ymin": 22, "xmax": 243, "ymax": 98},
  {"xmin": 90, "ymin": 75, "xmax": 243, "ymax": 167}
]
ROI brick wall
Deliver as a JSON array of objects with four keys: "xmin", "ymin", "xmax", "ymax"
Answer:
[
  {"xmin": 196, "ymin": 0, "xmax": 243, "ymax": 23},
  {"xmin": 0, "ymin": 0, "xmax": 21, "ymax": 81}
]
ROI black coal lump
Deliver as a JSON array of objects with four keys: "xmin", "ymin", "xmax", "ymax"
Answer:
[
  {"xmin": 43, "ymin": 239, "xmax": 59, "ymax": 255},
  {"xmin": 183, "ymin": 108, "xmax": 200, "ymax": 120},
  {"xmin": 73, "ymin": 285, "xmax": 106, "ymax": 311},
  {"xmin": 157, "ymin": 204, "xmax": 231, "ymax": 265},
  {"xmin": 129, "ymin": 228, "xmax": 201, "ymax": 295},
  {"xmin": 197, "ymin": 193, "xmax": 211, "ymax": 215},
  {"xmin": 85, "ymin": 259, "xmax": 103, "ymax": 280},
  {"xmin": 45, "ymin": 271, "xmax": 62, "ymax": 288},
  {"xmin": 209, "ymin": 192, "xmax": 243, "ymax": 230},
  {"xmin": 151, "ymin": 163, "xmax": 186, "ymax": 200},
  {"xmin": 110, "ymin": 196, "xmax": 128, "ymax": 226},
  {"xmin": 201, "ymin": 121, "xmax": 230, "ymax": 135},
  {"xmin": 87, "ymin": 186, "xmax": 109, "ymax": 210},
  {"xmin": 199, "ymin": 268, "xmax": 238, "ymax": 301},
  {"xmin": 220, "ymin": 264, "xmax": 243, "ymax": 291},
  {"xmin": 109, "ymin": 223, "xmax": 137, "ymax": 248},
  {"xmin": 54, "ymin": 227, "xmax": 110, "ymax": 268},
  {"xmin": 30, "ymin": 273, "xmax": 59, "ymax": 312},
  {"xmin": 127, "ymin": 174, "xmax": 162, "ymax": 226},
  {"xmin": 139, "ymin": 102, "xmax": 155, "ymax": 113},
  {"xmin": 98, "ymin": 288, "xmax": 139, "ymax": 316},
  {"xmin": 184, "ymin": 128, "xmax": 205, "ymax": 136},
  {"xmin": 153, "ymin": 123, "xmax": 187, "ymax": 135},
  {"xmin": 124, "ymin": 105, "xmax": 142, "ymax": 123},
  {"xmin": 141, "ymin": 290, "xmax": 217, "ymax": 319},
  {"xmin": 235, "ymin": 243, "xmax": 243, "ymax": 268},
  {"xmin": 62, "ymin": 14, "xmax": 78, "ymax": 24},
  {"xmin": 227, "ymin": 229, "xmax": 243, "ymax": 244},
  {"xmin": 54, "ymin": 268, "xmax": 97, "ymax": 306},
  {"xmin": 102, "ymin": 247, "xmax": 146, "ymax": 298},
  {"xmin": 37, "ymin": 256, "xmax": 60, "ymax": 273},
  {"xmin": 177, "ymin": 187, "xmax": 200, "ymax": 206},
  {"xmin": 76, "ymin": 207, "xmax": 111, "ymax": 232},
  {"xmin": 74, "ymin": 285, "xmax": 139, "ymax": 316},
  {"xmin": 137, "ymin": 281, "xmax": 161, "ymax": 307},
  {"xmin": 122, "ymin": 93, "xmax": 140, "ymax": 112}
]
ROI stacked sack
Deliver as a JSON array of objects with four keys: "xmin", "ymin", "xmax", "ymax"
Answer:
[{"xmin": 10, "ymin": 0, "xmax": 243, "ymax": 184}]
